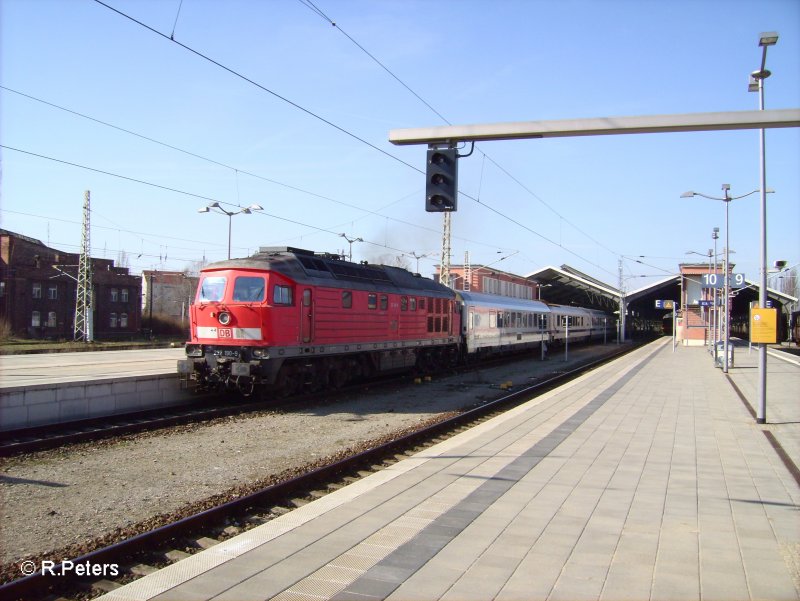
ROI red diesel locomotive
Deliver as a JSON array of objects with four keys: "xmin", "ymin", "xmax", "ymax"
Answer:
[{"xmin": 178, "ymin": 247, "xmax": 461, "ymax": 396}]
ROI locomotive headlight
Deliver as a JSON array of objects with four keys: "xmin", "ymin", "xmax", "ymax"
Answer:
[
  {"xmin": 185, "ymin": 344, "xmax": 203, "ymax": 357},
  {"xmin": 252, "ymin": 348, "xmax": 269, "ymax": 359},
  {"xmin": 218, "ymin": 311, "xmax": 231, "ymax": 325}
]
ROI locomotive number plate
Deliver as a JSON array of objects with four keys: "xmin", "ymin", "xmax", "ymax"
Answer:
[
  {"xmin": 214, "ymin": 348, "xmax": 240, "ymax": 359},
  {"xmin": 218, "ymin": 328, "xmax": 233, "ymax": 338}
]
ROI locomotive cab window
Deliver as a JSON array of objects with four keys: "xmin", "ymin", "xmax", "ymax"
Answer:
[
  {"xmin": 199, "ymin": 276, "xmax": 226, "ymax": 302},
  {"xmin": 273, "ymin": 284, "xmax": 293, "ymax": 306},
  {"xmin": 233, "ymin": 276, "xmax": 265, "ymax": 302},
  {"xmin": 342, "ymin": 291, "xmax": 352, "ymax": 308}
]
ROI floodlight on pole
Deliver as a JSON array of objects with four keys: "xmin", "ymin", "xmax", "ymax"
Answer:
[{"xmin": 198, "ymin": 203, "xmax": 263, "ymax": 259}]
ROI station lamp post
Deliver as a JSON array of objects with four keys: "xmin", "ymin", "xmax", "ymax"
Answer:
[
  {"xmin": 680, "ymin": 185, "xmax": 769, "ymax": 373},
  {"xmin": 339, "ymin": 233, "xmax": 363, "ymax": 262},
  {"xmin": 749, "ymin": 31, "xmax": 778, "ymax": 424},
  {"xmin": 198, "ymin": 202, "xmax": 263, "ymax": 260}
]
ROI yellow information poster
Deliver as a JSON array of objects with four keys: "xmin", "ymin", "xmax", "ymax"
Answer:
[{"xmin": 750, "ymin": 308, "xmax": 778, "ymax": 344}]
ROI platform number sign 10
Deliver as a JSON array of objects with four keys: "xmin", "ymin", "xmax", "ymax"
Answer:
[{"xmin": 701, "ymin": 273, "xmax": 745, "ymax": 289}]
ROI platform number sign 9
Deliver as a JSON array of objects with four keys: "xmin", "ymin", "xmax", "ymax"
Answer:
[{"xmin": 701, "ymin": 273, "xmax": 746, "ymax": 289}]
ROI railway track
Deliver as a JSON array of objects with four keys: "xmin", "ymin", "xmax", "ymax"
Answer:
[
  {"xmin": 0, "ymin": 342, "xmax": 641, "ymax": 601},
  {"xmin": 0, "ymin": 342, "xmax": 616, "ymax": 457}
]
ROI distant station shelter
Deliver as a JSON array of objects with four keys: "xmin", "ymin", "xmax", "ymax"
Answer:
[{"xmin": 625, "ymin": 264, "xmax": 797, "ymax": 343}]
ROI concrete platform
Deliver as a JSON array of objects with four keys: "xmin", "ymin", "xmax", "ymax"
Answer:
[
  {"xmin": 94, "ymin": 338, "xmax": 800, "ymax": 601},
  {"xmin": 0, "ymin": 348, "xmax": 192, "ymax": 431}
]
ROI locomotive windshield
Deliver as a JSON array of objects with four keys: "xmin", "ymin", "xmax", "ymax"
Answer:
[
  {"xmin": 233, "ymin": 276, "xmax": 265, "ymax": 302},
  {"xmin": 198, "ymin": 276, "xmax": 226, "ymax": 302}
]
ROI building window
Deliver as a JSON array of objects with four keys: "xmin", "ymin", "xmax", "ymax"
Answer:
[
  {"xmin": 47, "ymin": 312, "xmax": 57, "ymax": 327},
  {"xmin": 110, "ymin": 313, "xmax": 117, "ymax": 328},
  {"xmin": 120, "ymin": 313, "xmax": 128, "ymax": 328},
  {"xmin": 111, "ymin": 288, "xmax": 119, "ymax": 302},
  {"xmin": 121, "ymin": 288, "xmax": 129, "ymax": 303},
  {"xmin": 31, "ymin": 311, "xmax": 41, "ymax": 327},
  {"xmin": 48, "ymin": 284, "xmax": 58, "ymax": 300},
  {"xmin": 32, "ymin": 282, "xmax": 42, "ymax": 299}
]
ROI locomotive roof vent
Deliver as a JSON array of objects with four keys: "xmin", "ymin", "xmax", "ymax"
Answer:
[{"xmin": 258, "ymin": 246, "xmax": 316, "ymax": 256}]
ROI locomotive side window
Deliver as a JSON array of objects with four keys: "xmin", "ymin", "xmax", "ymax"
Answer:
[
  {"xmin": 199, "ymin": 276, "xmax": 226, "ymax": 302},
  {"xmin": 401, "ymin": 297, "xmax": 408, "ymax": 311},
  {"xmin": 410, "ymin": 298, "xmax": 417, "ymax": 311},
  {"xmin": 380, "ymin": 295, "xmax": 388, "ymax": 310},
  {"xmin": 273, "ymin": 285, "xmax": 293, "ymax": 305},
  {"xmin": 368, "ymin": 294, "xmax": 377, "ymax": 309},
  {"xmin": 419, "ymin": 299, "xmax": 426, "ymax": 311},
  {"xmin": 342, "ymin": 291, "xmax": 352, "ymax": 308},
  {"xmin": 233, "ymin": 277, "xmax": 265, "ymax": 302}
]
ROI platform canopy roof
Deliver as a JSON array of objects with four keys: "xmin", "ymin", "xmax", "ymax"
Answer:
[{"xmin": 525, "ymin": 266, "xmax": 620, "ymax": 311}]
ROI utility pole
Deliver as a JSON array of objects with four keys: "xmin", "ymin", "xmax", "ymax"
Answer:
[
  {"xmin": 74, "ymin": 190, "xmax": 93, "ymax": 342},
  {"xmin": 464, "ymin": 250, "xmax": 471, "ymax": 291},
  {"xmin": 617, "ymin": 258, "xmax": 625, "ymax": 343},
  {"xmin": 440, "ymin": 212, "xmax": 451, "ymax": 287}
]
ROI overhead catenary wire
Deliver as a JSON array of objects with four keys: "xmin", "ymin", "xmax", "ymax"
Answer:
[
  {"xmin": 20, "ymin": 3, "xmax": 627, "ymax": 280},
  {"xmin": 92, "ymin": 0, "xmax": 422, "ymax": 175},
  {"xmin": 294, "ymin": 0, "xmax": 622, "ymax": 275}
]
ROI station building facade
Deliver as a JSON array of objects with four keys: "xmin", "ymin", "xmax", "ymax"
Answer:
[
  {"xmin": 435, "ymin": 264, "xmax": 539, "ymax": 299},
  {"xmin": 0, "ymin": 229, "xmax": 142, "ymax": 339}
]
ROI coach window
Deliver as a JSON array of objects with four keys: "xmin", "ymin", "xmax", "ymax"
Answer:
[
  {"xmin": 380, "ymin": 295, "xmax": 388, "ymax": 310},
  {"xmin": 233, "ymin": 276, "xmax": 265, "ymax": 302},
  {"xmin": 32, "ymin": 282, "xmax": 42, "ymax": 299},
  {"xmin": 342, "ymin": 291, "xmax": 352, "ymax": 308},
  {"xmin": 273, "ymin": 285, "xmax": 293, "ymax": 306},
  {"xmin": 401, "ymin": 296, "xmax": 408, "ymax": 311},
  {"xmin": 199, "ymin": 276, "xmax": 226, "ymax": 302},
  {"xmin": 368, "ymin": 293, "xmax": 377, "ymax": 309}
]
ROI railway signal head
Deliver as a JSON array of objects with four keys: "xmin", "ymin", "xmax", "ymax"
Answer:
[{"xmin": 426, "ymin": 147, "xmax": 458, "ymax": 212}]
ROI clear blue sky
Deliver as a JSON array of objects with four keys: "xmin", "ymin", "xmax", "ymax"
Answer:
[{"xmin": 2, "ymin": 0, "xmax": 798, "ymax": 293}]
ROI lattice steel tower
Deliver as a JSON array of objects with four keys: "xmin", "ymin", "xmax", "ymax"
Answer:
[{"xmin": 74, "ymin": 190, "xmax": 93, "ymax": 341}]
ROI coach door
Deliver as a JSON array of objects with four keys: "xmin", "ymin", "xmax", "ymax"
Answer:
[{"xmin": 301, "ymin": 288, "xmax": 313, "ymax": 343}]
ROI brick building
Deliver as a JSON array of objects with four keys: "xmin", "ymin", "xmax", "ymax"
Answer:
[
  {"xmin": 0, "ymin": 229, "xmax": 142, "ymax": 339},
  {"xmin": 435, "ymin": 264, "xmax": 539, "ymax": 299},
  {"xmin": 677, "ymin": 262, "xmax": 728, "ymax": 346}
]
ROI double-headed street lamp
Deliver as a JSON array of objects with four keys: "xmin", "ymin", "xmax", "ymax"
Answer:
[
  {"xmin": 339, "ymin": 233, "xmax": 363, "ymax": 262},
  {"xmin": 680, "ymin": 185, "xmax": 771, "ymax": 373},
  {"xmin": 749, "ymin": 31, "xmax": 778, "ymax": 425},
  {"xmin": 198, "ymin": 202, "xmax": 263, "ymax": 260}
]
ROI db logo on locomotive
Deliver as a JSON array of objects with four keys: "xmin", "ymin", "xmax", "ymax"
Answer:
[{"xmin": 218, "ymin": 328, "xmax": 233, "ymax": 338}]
